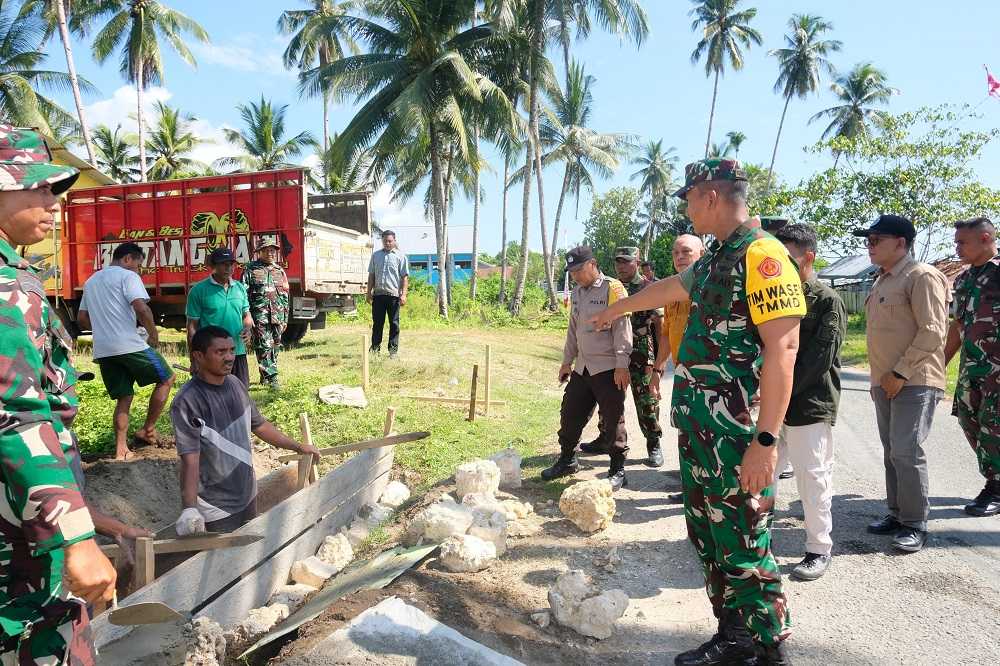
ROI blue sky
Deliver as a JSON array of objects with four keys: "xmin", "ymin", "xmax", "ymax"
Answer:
[{"xmin": 44, "ymin": 0, "xmax": 1000, "ymax": 255}]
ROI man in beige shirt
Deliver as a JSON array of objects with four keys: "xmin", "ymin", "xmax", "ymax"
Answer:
[
  {"xmin": 855, "ymin": 215, "xmax": 949, "ymax": 553},
  {"xmin": 543, "ymin": 246, "xmax": 633, "ymax": 490}
]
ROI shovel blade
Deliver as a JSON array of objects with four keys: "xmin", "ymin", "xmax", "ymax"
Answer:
[{"xmin": 108, "ymin": 602, "xmax": 187, "ymax": 626}]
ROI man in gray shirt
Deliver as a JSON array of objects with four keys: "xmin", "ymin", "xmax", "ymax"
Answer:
[
  {"xmin": 367, "ymin": 229, "xmax": 408, "ymax": 358},
  {"xmin": 170, "ymin": 326, "xmax": 321, "ymax": 534},
  {"xmin": 542, "ymin": 246, "xmax": 633, "ymax": 491}
]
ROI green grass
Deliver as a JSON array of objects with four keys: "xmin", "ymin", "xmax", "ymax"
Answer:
[{"xmin": 841, "ymin": 313, "xmax": 958, "ymax": 394}]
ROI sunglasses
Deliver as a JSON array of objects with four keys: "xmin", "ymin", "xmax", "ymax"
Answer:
[{"xmin": 864, "ymin": 235, "xmax": 900, "ymax": 248}]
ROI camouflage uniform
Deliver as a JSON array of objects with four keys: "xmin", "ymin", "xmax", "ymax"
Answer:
[
  {"xmin": 0, "ymin": 126, "xmax": 98, "ymax": 664},
  {"xmin": 671, "ymin": 160, "xmax": 805, "ymax": 648},
  {"xmin": 623, "ymin": 272, "xmax": 662, "ymax": 446},
  {"xmin": 952, "ymin": 255, "xmax": 1000, "ymax": 483},
  {"xmin": 241, "ymin": 255, "xmax": 289, "ymax": 385}
]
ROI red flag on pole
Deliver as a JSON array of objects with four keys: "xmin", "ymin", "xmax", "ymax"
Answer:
[{"xmin": 986, "ymin": 65, "xmax": 1000, "ymax": 97}]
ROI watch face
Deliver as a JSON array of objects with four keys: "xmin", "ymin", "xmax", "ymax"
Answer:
[{"xmin": 757, "ymin": 431, "xmax": 776, "ymax": 447}]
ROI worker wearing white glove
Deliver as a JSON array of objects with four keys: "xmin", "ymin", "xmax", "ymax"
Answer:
[{"xmin": 176, "ymin": 507, "xmax": 206, "ymax": 536}]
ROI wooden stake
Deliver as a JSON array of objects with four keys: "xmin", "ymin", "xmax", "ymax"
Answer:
[
  {"xmin": 399, "ymin": 395, "xmax": 506, "ymax": 406},
  {"xmin": 297, "ymin": 413, "xmax": 317, "ymax": 489},
  {"xmin": 484, "ymin": 345, "xmax": 492, "ymax": 417},
  {"xmin": 361, "ymin": 334, "xmax": 370, "ymax": 393},
  {"xmin": 468, "ymin": 364, "xmax": 479, "ymax": 421},
  {"xmin": 383, "ymin": 407, "xmax": 396, "ymax": 437},
  {"xmin": 275, "ymin": 431, "xmax": 429, "ymax": 463},
  {"xmin": 133, "ymin": 537, "xmax": 155, "ymax": 593}
]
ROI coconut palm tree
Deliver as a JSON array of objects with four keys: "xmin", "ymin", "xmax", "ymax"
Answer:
[
  {"xmin": 277, "ymin": 0, "xmax": 358, "ymax": 155},
  {"xmin": 85, "ymin": 0, "xmax": 209, "ymax": 181},
  {"xmin": 35, "ymin": 99, "xmax": 80, "ymax": 146},
  {"xmin": 630, "ymin": 139, "xmax": 677, "ymax": 201},
  {"xmin": 216, "ymin": 97, "xmax": 316, "ymax": 172},
  {"xmin": 0, "ymin": 0, "xmax": 94, "ymax": 132},
  {"xmin": 689, "ymin": 0, "xmax": 762, "ymax": 158},
  {"xmin": 551, "ymin": 0, "xmax": 648, "ymax": 81},
  {"xmin": 145, "ymin": 100, "xmax": 206, "ymax": 180},
  {"xmin": 725, "ymin": 130, "xmax": 746, "ymax": 157},
  {"xmin": 709, "ymin": 140, "xmax": 732, "ymax": 157},
  {"xmin": 92, "ymin": 123, "xmax": 139, "ymax": 182},
  {"xmin": 301, "ymin": 0, "xmax": 519, "ymax": 318},
  {"xmin": 766, "ymin": 13, "xmax": 841, "ymax": 189},
  {"xmin": 309, "ymin": 134, "xmax": 372, "ymax": 193},
  {"xmin": 19, "ymin": 0, "xmax": 98, "ymax": 163},
  {"xmin": 810, "ymin": 61, "xmax": 895, "ymax": 145}
]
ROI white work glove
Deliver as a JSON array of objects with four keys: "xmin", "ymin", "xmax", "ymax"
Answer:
[{"xmin": 176, "ymin": 507, "xmax": 206, "ymax": 536}]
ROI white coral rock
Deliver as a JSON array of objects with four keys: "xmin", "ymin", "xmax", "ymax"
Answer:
[
  {"xmin": 489, "ymin": 448, "xmax": 523, "ymax": 489},
  {"xmin": 454, "ymin": 459, "xmax": 501, "ymax": 498},
  {"xmin": 315, "ymin": 533, "xmax": 353, "ymax": 572},
  {"xmin": 439, "ymin": 534, "xmax": 497, "ymax": 573},
  {"xmin": 467, "ymin": 508, "xmax": 508, "ymax": 556},
  {"xmin": 558, "ymin": 479, "xmax": 616, "ymax": 533},
  {"xmin": 547, "ymin": 570, "xmax": 628, "ymax": 640}
]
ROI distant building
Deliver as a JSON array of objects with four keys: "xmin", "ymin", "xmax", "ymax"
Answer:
[
  {"xmin": 819, "ymin": 255, "xmax": 878, "ymax": 314},
  {"xmin": 390, "ymin": 225, "xmax": 475, "ymax": 285}
]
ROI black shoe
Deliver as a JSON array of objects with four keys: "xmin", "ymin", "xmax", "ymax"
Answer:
[
  {"xmin": 675, "ymin": 612, "xmax": 756, "ymax": 666},
  {"xmin": 790, "ymin": 553, "xmax": 830, "ymax": 581},
  {"xmin": 964, "ymin": 481, "xmax": 1000, "ymax": 517},
  {"xmin": 645, "ymin": 443, "xmax": 664, "ymax": 468},
  {"xmin": 579, "ymin": 438, "xmax": 609, "ymax": 455},
  {"xmin": 755, "ymin": 642, "xmax": 792, "ymax": 666},
  {"xmin": 778, "ymin": 468, "xmax": 794, "ymax": 480},
  {"xmin": 867, "ymin": 515, "xmax": 902, "ymax": 535},
  {"xmin": 608, "ymin": 468, "xmax": 628, "ymax": 491},
  {"xmin": 541, "ymin": 456, "xmax": 579, "ymax": 481},
  {"xmin": 892, "ymin": 526, "xmax": 927, "ymax": 553}
]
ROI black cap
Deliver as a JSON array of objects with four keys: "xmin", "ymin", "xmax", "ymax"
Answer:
[
  {"xmin": 851, "ymin": 214, "xmax": 915, "ymax": 242},
  {"xmin": 565, "ymin": 246, "xmax": 594, "ymax": 272},
  {"xmin": 208, "ymin": 247, "xmax": 236, "ymax": 265}
]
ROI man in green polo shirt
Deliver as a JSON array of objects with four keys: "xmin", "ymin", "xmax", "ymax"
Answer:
[{"xmin": 187, "ymin": 247, "xmax": 253, "ymax": 386}]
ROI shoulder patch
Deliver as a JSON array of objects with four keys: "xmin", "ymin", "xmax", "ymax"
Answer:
[
  {"xmin": 757, "ymin": 256, "xmax": 782, "ymax": 279},
  {"xmin": 606, "ymin": 278, "xmax": 627, "ymax": 306}
]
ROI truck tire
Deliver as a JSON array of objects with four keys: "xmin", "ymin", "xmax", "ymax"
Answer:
[
  {"xmin": 282, "ymin": 322, "xmax": 309, "ymax": 346},
  {"xmin": 54, "ymin": 301, "xmax": 81, "ymax": 339}
]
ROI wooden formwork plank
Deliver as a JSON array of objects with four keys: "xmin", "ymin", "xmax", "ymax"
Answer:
[{"xmin": 92, "ymin": 445, "xmax": 393, "ymax": 648}]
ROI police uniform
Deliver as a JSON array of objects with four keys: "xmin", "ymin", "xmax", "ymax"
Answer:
[
  {"xmin": 241, "ymin": 241, "xmax": 290, "ymax": 387},
  {"xmin": 670, "ymin": 159, "xmax": 804, "ymax": 663},
  {"xmin": 0, "ymin": 126, "xmax": 99, "ymax": 664},
  {"xmin": 952, "ymin": 253, "xmax": 1000, "ymax": 515},
  {"xmin": 542, "ymin": 246, "xmax": 633, "ymax": 488}
]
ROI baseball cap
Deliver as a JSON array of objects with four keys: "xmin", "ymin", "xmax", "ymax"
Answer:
[
  {"xmin": 851, "ymin": 214, "xmax": 915, "ymax": 243},
  {"xmin": 673, "ymin": 158, "xmax": 748, "ymax": 200},
  {"xmin": 0, "ymin": 125, "xmax": 79, "ymax": 196},
  {"xmin": 255, "ymin": 237, "xmax": 280, "ymax": 251},
  {"xmin": 565, "ymin": 246, "xmax": 595, "ymax": 272},
  {"xmin": 614, "ymin": 246, "xmax": 640, "ymax": 261},
  {"xmin": 209, "ymin": 247, "xmax": 236, "ymax": 264}
]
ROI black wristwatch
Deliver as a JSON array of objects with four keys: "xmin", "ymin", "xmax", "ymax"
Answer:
[{"xmin": 756, "ymin": 431, "xmax": 776, "ymax": 447}]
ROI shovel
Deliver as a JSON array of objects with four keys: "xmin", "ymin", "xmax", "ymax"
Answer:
[{"xmin": 108, "ymin": 601, "xmax": 191, "ymax": 626}]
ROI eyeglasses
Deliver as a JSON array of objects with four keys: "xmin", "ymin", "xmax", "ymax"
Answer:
[{"xmin": 865, "ymin": 235, "xmax": 897, "ymax": 248}]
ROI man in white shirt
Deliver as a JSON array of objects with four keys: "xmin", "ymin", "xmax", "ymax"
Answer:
[{"xmin": 79, "ymin": 242, "xmax": 174, "ymax": 460}]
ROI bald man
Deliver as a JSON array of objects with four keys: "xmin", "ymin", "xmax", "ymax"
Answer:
[{"xmin": 650, "ymin": 234, "xmax": 705, "ymax": 400}]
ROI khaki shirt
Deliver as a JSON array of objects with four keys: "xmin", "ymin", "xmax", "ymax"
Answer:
[
  {"xmin": 563, "ymin": 273, "xmax": 633, "ymax": 375},
  {"xmin": 865, "ymin": 254, "xmax": 949, "ymax": 389}
]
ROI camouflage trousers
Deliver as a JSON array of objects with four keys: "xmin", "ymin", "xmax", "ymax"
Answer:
[
  {"xmin": 251, "ymin": 322, "xmax": 283, "ymax": 384},
  {"xmin": 953, "ymin": 376, "xmax": 1000, "ymax": 482},
  {"xmin": 0, "ymin": 542, "xmax": 95, "ymax": 665},
  {"xmin": 678, "ymin": 427, "xmax": 790, "ymax": 647},
  {"xmin": 629, "ymin": 358, "xmax": 661, "ymax": 444}
]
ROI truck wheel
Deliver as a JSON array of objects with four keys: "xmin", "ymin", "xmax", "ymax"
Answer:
[
  {"xmin": 282, "ymin": 322, "xmax": 309, "ymax": 346},
  {"xmin": 54, "ymin": 302, "xmax": 81, "ymax": 339}
]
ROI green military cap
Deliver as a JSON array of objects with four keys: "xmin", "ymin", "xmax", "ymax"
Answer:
[
  {"xmin": 615, "ymin": 246, "xmax": 640, "ymax": 261},
  {"xmin": 0, "ymin": 125, "xmax": 79, "ymax": 196},
  {"xmin": 673, "ymin": 157, "xmax": 748, "ymax": 200},
  {"xmin": 255, "ymin": 237, "xmax": 281, "ymax": 251}
]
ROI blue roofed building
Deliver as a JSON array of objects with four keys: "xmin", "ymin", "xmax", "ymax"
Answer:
[{"xmin": 390, "ymin": 225, "xmax": 475, "ymax": 285}]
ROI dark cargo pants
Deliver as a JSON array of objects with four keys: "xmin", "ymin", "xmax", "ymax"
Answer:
[{"xmin": 558, "ymin": 369, "xmax": 627, "ymax": 458}]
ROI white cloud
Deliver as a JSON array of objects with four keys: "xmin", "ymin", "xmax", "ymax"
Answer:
[
  {"xmin": 192, "ymin": 36, "xmax": 294, "ymax": 78},
  {"xmin": 372, "ymin": 185, "xmax": 427, "ymax": 228}
]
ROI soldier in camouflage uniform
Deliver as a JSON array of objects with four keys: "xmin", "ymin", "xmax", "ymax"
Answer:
[
  {"xmin": 241, "ymin": 239, "xmax": 290, "ymax": 389},
  {"xmin": 0, "ymin": 126, "xmax": 117, "ymax": 664},
  {"xmin": 592, "ymin": 159, "xmax": 803, "ymax": 666},
  {"xmin": 946, "ymin": 217, "xmax": 1000, "ymax": 516}
]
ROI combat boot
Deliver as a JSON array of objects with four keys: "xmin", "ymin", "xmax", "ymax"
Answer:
[
  {"xmin": 541, "ymin": 455, "xmax": 579, "ymax": 481},
  {"xmin": 579, "ymin": 437, "xmax": 609, "ymax": 455},
  {"xmin": 755, "ymin": 641, "xmax": 792, "ymax": 665},
  {"xmin": 675, "ymin": 610, "xmax": 756, "ymax": 666},
  {"xmin": 608, "ymin": 453, "xmax": 628, "ymax": 491},
  {"xmin": 964, "ymin": 480, "xmax": 1000, "ymax": 517},
  {"xmin": 645, "ymin": 439, "xmax": 664, "ymax": 468}
]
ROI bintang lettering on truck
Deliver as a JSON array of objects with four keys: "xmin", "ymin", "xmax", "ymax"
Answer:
[{"xmin": 748, "ymin": 281, "xmax": 803, "ymax": 316}]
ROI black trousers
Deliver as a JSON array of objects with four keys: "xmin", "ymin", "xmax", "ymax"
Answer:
[
  {"xmin": 232, "ymin": 353, "xmax": 250, "ymax": 387},
  {"xmin": 371, "ymin": 294, "xmax": 401, "ymax": 352},
  {"xmin": 558, "ymin": 369, "xmax": 628, "ymax": 458}
]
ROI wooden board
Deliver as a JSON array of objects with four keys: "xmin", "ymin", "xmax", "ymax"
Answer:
[
  {"xmin": 99, "ymin": 534, "xmax": 263, "ymax": 559},
  {"xmin": 92, "ymin": 445, "xmax": 393, "ymax": 648},
  {"xmin": 401, "ymin": 395, "xmax": 506, "ymax": 406},
  {"xmin": 275, "ymin": 431, "xmax": 428, "ymax": 463}
]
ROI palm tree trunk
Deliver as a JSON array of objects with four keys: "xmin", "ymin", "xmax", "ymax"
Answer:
[
  {"xmin": 322, "ymin": 89, "xmax": 330, "ymax": 156},
  {"xmin": 766, "ymin": 95, "xmax": 792, "ymax": 195},
  {"xmin": 510, "ymin": 141, "xmax": 533, "ymax": 315},
  {"xmin": 498, "ymin": 157, "xmax": 510, "ymax": 305},
  {"xmin": 533, "ymin": 108, "xmax": 556, "ymax": 311},
  {"xmin": 550, "ymin": 164, "xmax": 571, "ymax": 290},
  {"xmin": 428, "ymin": 122, "xmax": 449, "ymax": 317},
  {"xmin": 470, "ymin": 129, "xmax": 481, "ymax": 301},
  {"xmin": 55, "ymin": 0, "xmax": 95, "ymax": 164},
  {"xmin": 704, "ymin": 69, "xmax": 720, "ymax": 159},
  {"xmin": 137, "ymin": 76, "xmax": 147, "ymax": 181},
  {"xmin": 443, "ymin": 145, "xmax": 455, "ymax": 305}
]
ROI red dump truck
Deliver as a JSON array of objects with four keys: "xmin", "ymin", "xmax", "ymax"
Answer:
[{"xmin": 46, "ymin": 169, "xmax": 372, "ymax": 343}]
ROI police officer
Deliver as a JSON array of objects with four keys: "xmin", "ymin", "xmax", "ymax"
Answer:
[
  {"xmin": 592, "ymin": 159, "xmax": 803, "ymax": 665},
  {"xmin": 945, "ymin": 217, "xmax": 1000, "ymax": 516},
  {"xmin": 0, "ymin": 126, "xmax": 117, "ymax": 663},
  {"xmin": 242, "ymin": 238, "xmax": 290, "ymax": 389},
  {"xmin": 581, "ymin": 247, "xmax": 664, "ymax": 467},
  {"xmin": 542, "ymin": 246, "xmax": 633, "ymax": 491}
]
